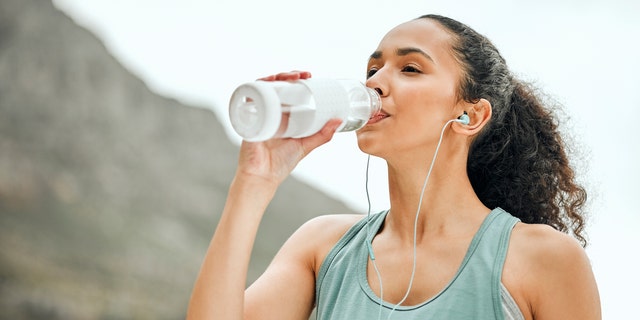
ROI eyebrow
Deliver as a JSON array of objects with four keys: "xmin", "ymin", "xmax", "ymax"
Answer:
[{"xmin": 369, "ymin": 47, "xmax": 435, "ymax": 63}]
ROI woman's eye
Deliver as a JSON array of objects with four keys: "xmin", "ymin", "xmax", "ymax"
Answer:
[
  {"xmin": 366, "ymin": 68, "xmax": 378, "ymax": 79},
  {"xmin": 402, "ymin": 65, "xmax": 421, "ymax": 73}
]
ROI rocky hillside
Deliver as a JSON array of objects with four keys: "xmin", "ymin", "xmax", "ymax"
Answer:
[{"xmin": 0, "ymin": 0, "xmax": 354, "ymax": 319}]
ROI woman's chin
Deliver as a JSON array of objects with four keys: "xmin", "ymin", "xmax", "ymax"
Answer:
[{"xmin": 355, "ymin": 130, "xmax": 381, "ymax": 155}]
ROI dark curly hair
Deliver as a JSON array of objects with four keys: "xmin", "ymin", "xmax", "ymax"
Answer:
[{"xmin": 419, "ymin": 14, "xmax": 589, "ymax": 246}]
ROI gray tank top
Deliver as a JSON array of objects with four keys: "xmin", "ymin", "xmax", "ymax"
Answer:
[{"xmin": 315, "ymin": 208, "xmax": 524, "ymax": 320}]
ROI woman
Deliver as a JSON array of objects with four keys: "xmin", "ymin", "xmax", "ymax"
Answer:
[{"xmin": 187, "ymin": 14, "xmax": 601, "ymax": 319}]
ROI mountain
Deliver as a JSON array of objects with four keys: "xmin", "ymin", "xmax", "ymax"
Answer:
[{"xmin": 0, "ymin": 0, "xmax": 354, "ymax": 318}]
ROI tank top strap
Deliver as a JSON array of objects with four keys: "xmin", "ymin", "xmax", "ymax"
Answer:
[
  {"xmin": 450, "ymin": 207, "xmax": 520, "ymax": 317},
  {"xmin": 316, "ymin": 210, "xmax": 388, "ymax": 302}
]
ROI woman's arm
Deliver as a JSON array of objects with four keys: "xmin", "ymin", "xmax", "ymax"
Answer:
[
  {"xmin": 244, "ymin": 213, "xmax": 363, "ymax": 319},
  {"xmin": 507, "ymin": 224, "xmax": 601, "ymax": 320},
  {"xmin": 534, "ymin": 230, "xmax": 601, "ymax": 319},
  {"xmin": 186, "ymin": 71, "xmax": 343, "ymax": 320},
  {"xmin": 186, "ymin": 173, "xmax": 279, "ymax": 319}
]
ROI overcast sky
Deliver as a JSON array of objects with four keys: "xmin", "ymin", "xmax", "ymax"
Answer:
[{"xmin": 53, "ymin": 0, "xmax": 639, "ymax": 317}]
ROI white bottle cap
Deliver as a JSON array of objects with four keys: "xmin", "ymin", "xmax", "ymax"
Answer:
[{"xmin": 228, "ymin": 81, "xmax": 282, "ymax": 141}]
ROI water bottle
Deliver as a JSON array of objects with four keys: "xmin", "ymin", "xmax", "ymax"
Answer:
[{"xmin": 228, "ymin": 78, "xmax": 381, "ymax": 141}]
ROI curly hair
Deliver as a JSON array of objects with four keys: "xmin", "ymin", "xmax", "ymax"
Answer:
[{"xmin": 419, "ymin": 14, "xmax": 589, "ymax": 246}]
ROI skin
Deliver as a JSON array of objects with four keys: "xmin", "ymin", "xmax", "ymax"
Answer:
[{"xmin": 187, "ymin": 19, "xmax": 600, "ymax": 320}]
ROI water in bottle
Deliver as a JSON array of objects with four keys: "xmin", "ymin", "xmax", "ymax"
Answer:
[{"xmin": 228, "ymin": 78, "xmax": 381, "ymax": 141}]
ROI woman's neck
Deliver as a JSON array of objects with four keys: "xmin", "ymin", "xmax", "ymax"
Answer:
[{"xmin": 384, "ymin": 145, "xmax": 489, "ymax": 245}]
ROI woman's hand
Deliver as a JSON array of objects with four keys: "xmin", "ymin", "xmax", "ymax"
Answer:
[
  {"xmin": 258, "ymin": 70, "xmax": 312, "ymax": 81},
  {"xmin": 236, "ymin": 70, "xmax": 341, "ymax": 186},
  {"xmin": 237, "ymin": 119, "xmax": 342, "ymax": 185}
]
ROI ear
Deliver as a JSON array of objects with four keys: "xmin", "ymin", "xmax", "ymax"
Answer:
[{"xmin": 452, "ymin": 98, "xmax": 492, "ymax": 136}]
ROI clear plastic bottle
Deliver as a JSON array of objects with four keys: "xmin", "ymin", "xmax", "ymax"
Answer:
[{"xmin": 228, "ymin": 78, "xmax": 381, "ymax": 141}]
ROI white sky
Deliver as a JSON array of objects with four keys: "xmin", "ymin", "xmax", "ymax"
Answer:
[{"xmin": 53, "ymin": 0, "xmax": 639, "ymax": 318}]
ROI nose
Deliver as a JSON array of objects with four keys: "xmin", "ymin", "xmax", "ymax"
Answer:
[{"xmin": 365, "ymin": 70, "xmax": 388, "ymax": 98}]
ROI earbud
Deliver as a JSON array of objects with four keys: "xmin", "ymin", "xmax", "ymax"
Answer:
[{"xmin": 455, "ymin": 111, "xmax": 470, "ymax": 125}]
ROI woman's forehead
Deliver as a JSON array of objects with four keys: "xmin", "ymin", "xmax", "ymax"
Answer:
[
  {"xmin": 374, "ymin": 19, "xmax": 455, "ymax": 64},
  {"xmin": 380, "ymin": 19, "xmax": 452, "ymax": 48}
]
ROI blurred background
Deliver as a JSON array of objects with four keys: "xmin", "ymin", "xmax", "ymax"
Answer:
[{"xmin": 0, "ymin": 0, "xmax": 637, "ymax": 319}]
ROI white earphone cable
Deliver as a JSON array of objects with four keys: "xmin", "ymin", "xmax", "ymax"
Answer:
[{"xmin": 365, "ymin": 154, "xmax": 385, "ymax": 320}]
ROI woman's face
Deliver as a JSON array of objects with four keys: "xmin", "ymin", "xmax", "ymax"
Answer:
[{"xmin": 357, "ymin": 19, "xmax": 465, "ymax": 158}]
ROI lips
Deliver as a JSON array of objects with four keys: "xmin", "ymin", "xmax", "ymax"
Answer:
[{"xmin": 367, "ymin": 110, "xmax": 390, "ymax": 124}]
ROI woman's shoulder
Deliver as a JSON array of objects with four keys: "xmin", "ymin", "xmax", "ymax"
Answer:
[
  {"xmin": 507, "ymin": 222, "xmax": 591, "ymax": 281},
  {"xmin": 277, "ymin": 213, "xmax": 366, "ymax": 258},
  {"xmin": 297, "ymin": 213, "xmax": 367, "ymax": 244},
  {"xmin": 291, "ymin": 214, "xmax": 366, "ymax": 272},
  {"xmin": 509, "ymin": 222, "xmax": 587, "ymax": 264}
]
